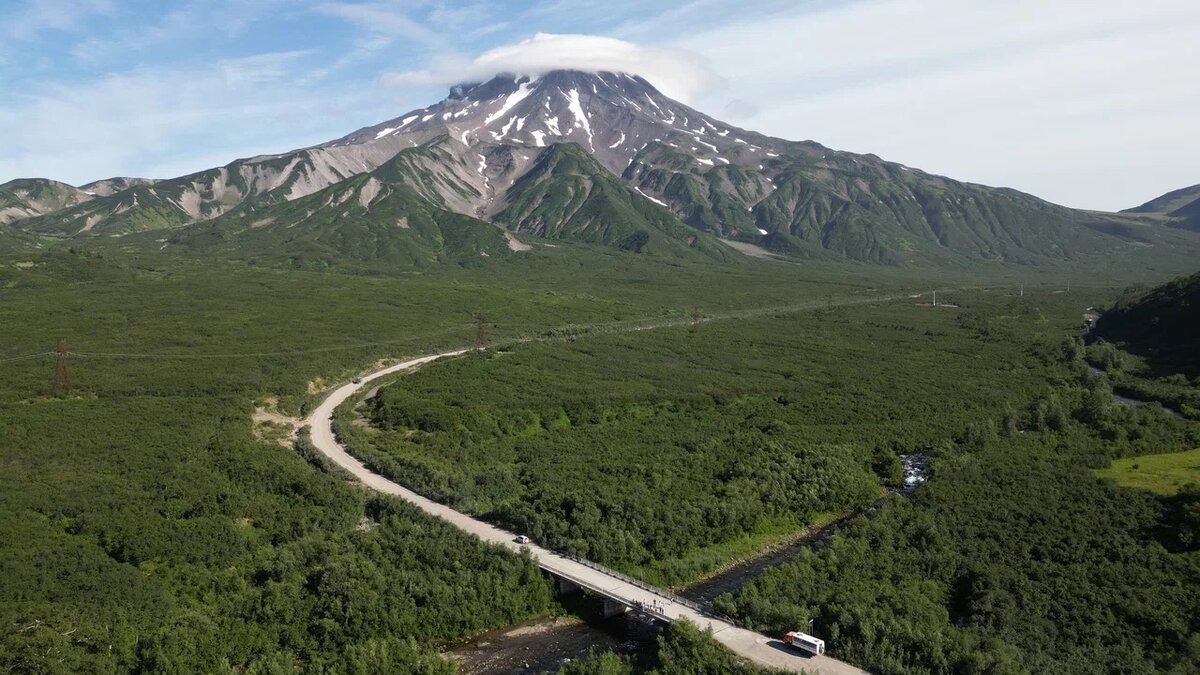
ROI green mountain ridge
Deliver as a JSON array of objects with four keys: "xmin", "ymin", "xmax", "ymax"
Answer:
[
  {"xmin": 1097, "ymin": 269, "xmax": 1200, "ymax": 377},
  {"xmin": 155, "ymin": 139, "xmax": 736, "ymax": 269},
  {"xmin": 1122, "ymin": 184, "xmax": 1200, "ymax": 232},
  {"xmin": 1124, "ymin": 184, "xmax": 1200, "ymax": 215},
  {"xmin": 631, "ymin": 144, "xmax": 1166, "ymax": 266},
  {"xmin": 497, "ymin": 143, "xmax": 736, "ymax": 261}
]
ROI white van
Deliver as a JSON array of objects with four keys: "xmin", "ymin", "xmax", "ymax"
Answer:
[{"xmin": 784, "ymin": 631, "xmax": 825, "ymax": 655}]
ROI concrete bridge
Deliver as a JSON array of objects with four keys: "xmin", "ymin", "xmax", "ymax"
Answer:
[{"xmin": 307, "ymin": 351, "xmax": 868, "ymax": 675}]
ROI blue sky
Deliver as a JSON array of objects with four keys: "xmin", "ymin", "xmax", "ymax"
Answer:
[{"xmin": 2, "ymin": 0, "xmax": 1197, "ymax": 210}]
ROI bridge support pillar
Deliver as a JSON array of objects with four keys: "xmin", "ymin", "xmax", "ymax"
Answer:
[
  {"xmin": 601, "ymin": 598, "xmax": 630, "ymax": 619},
  {"xmin": 556, "ymin": 577, "xmax": 582, "ymax": 595}
]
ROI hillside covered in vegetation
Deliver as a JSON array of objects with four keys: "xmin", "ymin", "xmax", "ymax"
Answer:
[{"xmin": 1097, "ymin": 270, "xmax": 1200, "ymax": 377}]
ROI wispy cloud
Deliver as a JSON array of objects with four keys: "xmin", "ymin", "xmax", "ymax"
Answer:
[
  {"xmin": 382, "ymin": 32, "xmax": 719, "ymax": 103},
  {"xmin": 3, "ymin": 0, "xmax": 115, "ymax": 42},
  {"xmin": 315, "ymin": 2, "xmax": 446, "ymax": 48},
  {"xmin": 68, "ymin": 0, "xmax": 294, "ymax": 66},
  {"xmin": 0, "ymin": 53, "xmax": 384, "ymax": 185},
  {"xmin": 218, "ymin": 50, "xmax": 314, "ymax": 86}
]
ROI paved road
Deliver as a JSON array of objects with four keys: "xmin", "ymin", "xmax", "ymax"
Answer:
[{"xmin": 307, "ymin": 350, "xmax": 869, "ymax": 675}]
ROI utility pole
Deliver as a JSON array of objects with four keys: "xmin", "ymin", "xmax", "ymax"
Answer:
[
  {"xmin": 52, "ymin": 338, "xmax": 71, "ymax": 395},
  {"xmin": 1020, "ymin": 283, "xmax": 1024, "ymax": 298},
  {"xmin": 932, "ymin": 290, "xmax": 937, "ymax": 307},
  {"xmin": 475, "ymin": 315, "xmax": 488, "ymax": 350}
]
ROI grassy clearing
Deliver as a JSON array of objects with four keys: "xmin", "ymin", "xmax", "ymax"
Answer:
[{"xmin": 1094, "ymin": 448, "xmax": 1200, "ymax": 495}]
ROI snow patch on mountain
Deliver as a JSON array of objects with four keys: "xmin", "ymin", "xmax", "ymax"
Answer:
[
  {"xmin": 564, "ymin": 88, "xmax": 594, "ymax": 150},
  {"xmin": 499, "ymin": 115, "xmax": 519, "ymax": 139},
  {"xmin": 635, "ymin": 187, "xmax": 669, "ymax": 208},
  {"xmin": 485, "ymin": 77, "xmax": 536, "ymax": 125}
]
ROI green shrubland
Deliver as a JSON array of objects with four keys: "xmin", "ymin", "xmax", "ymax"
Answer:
[
  {"xmin": 717, "ymin": 330, "xmax": 1200, "ymax": 674},
  {"xmin": 338, "ymin": 289, "xmax": 1108, "ymax": 586}
]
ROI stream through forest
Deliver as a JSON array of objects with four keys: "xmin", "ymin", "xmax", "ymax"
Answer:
[
  {"xmin": 678, "ymin": 452, "xmax": 930, "ymax": 605},
  {"xmin": 1086, "ymin": 364, "xmax": 1181, "ymax": 416},
  {"xmin": 454, "ymin": 455, "xmax": 932, "ymax": 672}
]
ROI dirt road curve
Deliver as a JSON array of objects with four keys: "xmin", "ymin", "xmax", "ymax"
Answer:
[{"xmin": 306, "ymin": 350, "xmax": 869, "ymax": 675}]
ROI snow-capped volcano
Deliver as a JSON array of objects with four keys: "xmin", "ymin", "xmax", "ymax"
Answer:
[
  {"xmin": 331, "ymin": 70, "xmax": 804, "ymax": 177},
  {"xmin": 9, "ymin": 68, "xmax": 1174, "ymax": 268}
]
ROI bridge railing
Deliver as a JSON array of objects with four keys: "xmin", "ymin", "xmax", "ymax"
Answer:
[{"xmin": 550, "ymin": 549, "xmax": 735, "ymax": 624}]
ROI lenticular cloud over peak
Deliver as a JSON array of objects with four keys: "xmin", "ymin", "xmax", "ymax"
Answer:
[{"xmin": 385, "ymin": 33, "xmax": 719, "ymax": 104}]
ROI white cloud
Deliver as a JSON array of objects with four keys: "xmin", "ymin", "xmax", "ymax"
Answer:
[
  {"xmin": 0, "ymin": 54, "xmax": 394, "ymax": 186},
  {"xmin": 383, "ymin": 32, "xmax": 719, "ymax": 103}
]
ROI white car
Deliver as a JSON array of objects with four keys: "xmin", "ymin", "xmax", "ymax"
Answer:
[{"xmin": 514, "ymin": 535, "xmax": 531, "ymax": 545}]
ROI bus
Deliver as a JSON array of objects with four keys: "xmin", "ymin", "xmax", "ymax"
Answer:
[{"xmin": 784, "ymin": 631, "xmax": 825, "ymax": 655}]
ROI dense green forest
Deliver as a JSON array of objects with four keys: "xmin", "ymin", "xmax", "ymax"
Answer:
[
  {"xmin": 3, "ymin": 238, "xmax": 1197, "ymax": 672},
  {"xmin": 336, "ymin": 288, "xmax": 1109, "ymax": 586},
  {"xmin": 1, "ymin": 249, "xmax": 887, "ymax": 671},
  {"xmin": 716, "ymin": 336, "xmax": 1200, "ymax": 674}
]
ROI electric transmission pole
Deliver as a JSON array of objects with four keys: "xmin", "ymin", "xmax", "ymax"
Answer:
[
  {"xmin": 475, "ymin": 315, "xmax": 488, "ymax": 350},
  {"xmin": 52, "ymin": 338, "xmax": 71, "ymax": 395}
]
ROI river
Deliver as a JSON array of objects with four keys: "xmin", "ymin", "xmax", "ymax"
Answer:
[
  {"xmin": 679, "ymin": 453, "xmax": 930, "ymax": 605},
  {"xmin": 444, "ymin": 615, "xmax": 643, "ymax": 674},
  {"xmin": 1086, "ymin": 364, "xmax": 1181, "ymax": 416},
  {"xmin": 442, "ymin": 452, "xmax": 940, "ymax": 671}
]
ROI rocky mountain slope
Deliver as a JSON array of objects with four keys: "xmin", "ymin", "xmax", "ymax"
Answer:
[
  {"xmin": 163, "ymin": 136, "xmax": 734, "ymax": 268},
  {"xmin": 1123, "ymin": 184, "xmax": 1200, "ymax": 232},
  {"xmin": 0, "ymin": 179, "xmax": 94, "ymax": 225},
  {"xmin": 5, "ymin": 69, "xmax": 1194, "ymax": 267},
  {"xmin": 0, "ymin": 177, "xmax": 159, "ymax": 227}
]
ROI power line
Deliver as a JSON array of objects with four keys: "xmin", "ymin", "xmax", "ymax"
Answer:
[
  {"xmin": 0, "ymin": 352, "xmax": 55, "ymax": 364},
  {"xmin": 2, "ymin": 291, "xmax": 957, "ymax": 367},
  {"xmin": 1, "ymin": 327, "xmax": 475, "ymax": 366},
  {"xmin": 60, "ymin": 327, "xmax": 476, "ymax": 361}
]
